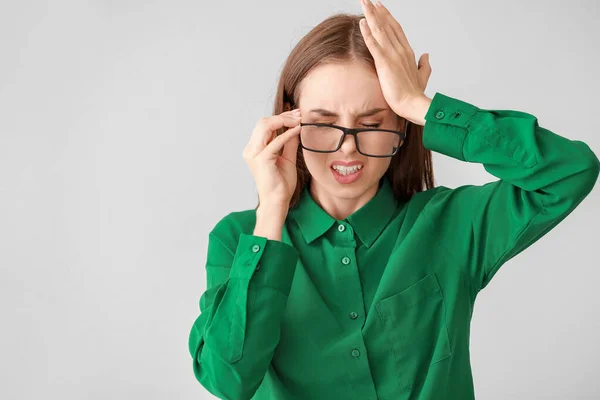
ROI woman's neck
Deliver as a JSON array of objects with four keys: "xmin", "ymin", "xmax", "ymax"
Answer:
[{"xmin": 309, "ymin": 178, "xmax": 381, "ymax": 220}]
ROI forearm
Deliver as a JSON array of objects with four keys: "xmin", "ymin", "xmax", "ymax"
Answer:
[
  {"xmin": 190, "ymin": 228, "xmax": 299, "ymax": 399},
  {"xmin": 421, "ymin": 92, "xmax": 600, "ymax": 206},
  {"xmin": 417, "ymin": 92, "xmax": 599, "ymax": 291}
]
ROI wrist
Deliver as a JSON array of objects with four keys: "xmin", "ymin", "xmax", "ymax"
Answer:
[
  {"xmin": 256, "ymin": 201, "xmax": 288, "ymax": 220},
  {"xmin": 395, "ymin": 94, "xmax": 432, "ymax": 126},
  {"xmin": 254, "ymin": 204, "xmax": 287, "ymax": 241}
]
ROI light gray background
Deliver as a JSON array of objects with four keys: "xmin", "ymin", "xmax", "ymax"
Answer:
[{"xmin": 1, "ymin": 0, "xmax": 598, "ymax": 399}]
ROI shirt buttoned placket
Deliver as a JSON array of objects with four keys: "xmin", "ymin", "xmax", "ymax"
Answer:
[{"xmin": 333, "ymin": 220, "xmax": 377, "ymax": 400}]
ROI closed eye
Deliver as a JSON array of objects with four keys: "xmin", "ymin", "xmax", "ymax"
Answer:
[{"xmin": 306, "ymin": 122, "xmax": 382, "ymax": 128}]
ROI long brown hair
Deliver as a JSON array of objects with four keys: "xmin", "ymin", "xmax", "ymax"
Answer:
[{"xmin": 256, "ymin": 12, "xmax": 435, "ymax": 210}]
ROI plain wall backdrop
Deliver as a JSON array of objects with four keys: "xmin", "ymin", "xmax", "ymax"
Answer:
[{"xmin": 1, "ymin": 0, "xmax": 599, "ymax": 399}]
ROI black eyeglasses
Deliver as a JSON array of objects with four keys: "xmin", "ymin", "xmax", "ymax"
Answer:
[{"xmin": 298, "ymin": 121, "xmax": 409, "ymax": 158}]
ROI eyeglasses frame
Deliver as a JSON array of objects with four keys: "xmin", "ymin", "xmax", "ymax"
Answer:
[{"xmin": 297, "ymin": 121, "xmax": 409, "ymax": 158}]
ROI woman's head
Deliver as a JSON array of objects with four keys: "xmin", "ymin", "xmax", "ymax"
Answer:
[
  {"xmin": 265, "ymin": 13, "xmax": 434, "ymax": 209},
  {"xmin": 295, "ymin": 60, "xmax": 404, "ymax": 205}
]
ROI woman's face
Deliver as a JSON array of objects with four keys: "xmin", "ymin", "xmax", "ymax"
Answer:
[{"xmin": 296, "ymin": 61, "xmax": 403, "ymax": 200}]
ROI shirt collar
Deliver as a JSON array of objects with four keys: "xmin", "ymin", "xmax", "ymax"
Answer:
[{"xmin": 290, "ymin": 175, "xmax": 399, "ymax": 248}]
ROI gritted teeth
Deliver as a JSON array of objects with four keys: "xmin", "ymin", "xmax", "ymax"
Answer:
[
  {"xmin": 331, "ymin": 164, "xmax": 363, "ymax": 169},
  {"xmin": 332, "ymin": 164, "xmax": 363, "ymax": 175}
]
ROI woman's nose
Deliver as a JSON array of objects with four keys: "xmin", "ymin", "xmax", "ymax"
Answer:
[{"xmin": 339, "ymin": 129, "xmax": 358, "ymax": 154}]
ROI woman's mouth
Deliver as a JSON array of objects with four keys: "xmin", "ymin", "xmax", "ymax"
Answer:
[{"xmin": 331, "ymin": 164, "xmax": 363, "ymax": 184}]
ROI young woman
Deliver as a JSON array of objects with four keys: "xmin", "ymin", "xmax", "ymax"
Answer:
[{"xmin": 188, "ymin": 1, "xmax": 599, "ymax": 399}]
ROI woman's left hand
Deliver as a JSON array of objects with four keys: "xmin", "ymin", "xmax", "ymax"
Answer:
[{"xmin": 358, "ymin": 0, "xmax": 432, "ymax": 124}]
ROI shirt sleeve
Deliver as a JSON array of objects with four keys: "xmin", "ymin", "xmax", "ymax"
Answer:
[
  {"xmin": 420, "ymin": 92, "xmax": 600, "ymax": 293},
  {"xmin": 188, "ymin": 214, "xmax": 299, "ymax": 399}
]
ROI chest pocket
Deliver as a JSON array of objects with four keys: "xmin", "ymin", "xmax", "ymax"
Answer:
[{"xmin": 374, "ymin": 272, "xmax": 452, "ymax": 390}]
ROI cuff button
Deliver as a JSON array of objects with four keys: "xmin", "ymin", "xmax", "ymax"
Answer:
[
  {"xmin": 435, "ymin": 110, "xmax": 445, "ymax": 119},
  {"xmin": 252, "ymin": 244, "xmax": 260, "ymax": 252}
]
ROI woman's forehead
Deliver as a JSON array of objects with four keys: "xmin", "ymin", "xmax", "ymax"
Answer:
[{"xmin": 297, "ymin": 62, "xmax": 387, "ymax": 111}]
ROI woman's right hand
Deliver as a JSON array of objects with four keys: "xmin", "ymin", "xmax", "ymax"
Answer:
[{"xmin": 242, "ymin": 108, "xmax": 302, "ymax": 210}]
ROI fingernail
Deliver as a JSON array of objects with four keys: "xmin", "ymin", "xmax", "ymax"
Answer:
[{"xmin": 292, "ymin": 109, "xmax": 301, "ymax": 115}]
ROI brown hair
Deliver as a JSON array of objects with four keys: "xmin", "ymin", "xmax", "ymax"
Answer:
[{"xmin": 256, "ymin": 12, "xmax": 435, "ymax": 210}]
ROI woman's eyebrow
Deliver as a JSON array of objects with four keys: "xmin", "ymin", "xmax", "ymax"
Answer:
[{"xmin": 308, "ymin": 107, "xmax": 388, "ymax": 117}]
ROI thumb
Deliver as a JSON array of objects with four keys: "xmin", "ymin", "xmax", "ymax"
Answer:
[
  {"xmin": 418, "ymin": 53, "xmax": 431, "ymax": 70},
  {"xmin": 417, "ymin": 53, "xmax": 432, "ymax": 90},
  {"xmin": 281, "ymin": 131, "xmax": 300, "ymax": 166}
]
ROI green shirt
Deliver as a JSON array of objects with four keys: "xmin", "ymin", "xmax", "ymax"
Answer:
[{"xmin": 188, "ymin": 92, "xmax": 599, "ymax": 400}]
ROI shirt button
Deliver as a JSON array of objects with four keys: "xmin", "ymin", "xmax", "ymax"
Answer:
[
  {"xmin": 435, "ymin": 110, "xmax": 445, "ymax": 119},
  {"xmin": 337, "ymin": 224, "xmax": 346, "ymax": 232},
  {"xmin": 351, "ymin": 348, "xmax": 360, "ymax": 358},
  {"xmin": 256, "ymin": 263, "xmax": 261, "ymax": 271},
  {"xmin": 341, "ymin": 256, "xmax": 351, "ymax": 265},
  {"xmin": 252, "ymin": 244, "xmax": 260, "ymax": 253},
  {"xmin": 349, "ymin": 312, "xmax": 358, "ymax": 319}
]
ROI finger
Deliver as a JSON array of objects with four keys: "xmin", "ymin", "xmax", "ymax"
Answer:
[
  {"xmin": 359, "ymin": 17, "xmax": 385, "ymax": 61},
  {"xmin": 263, "ymin": 114, "xmax": 300, "ymax": 147},
  {"xmin": 246, "ymin": 113, "xmax": 300, "ymax": 158},
  {"xmin": 261, "ymin": 124, "xmax": 302, "ymax": 159},
  {"xmin": 374, "ymin": 1, "xmax": 412, "ymax": 52},
  {"xmin": 371, "ymin": 1, "xmax": 406, "ymax": 55},
  {"xmin": 360, "ymin": 0, "xmax": 394, "ymax": 52},
  {"xmin": 260, "ymin": 113, "xmax": 300, "ymax": 149}
]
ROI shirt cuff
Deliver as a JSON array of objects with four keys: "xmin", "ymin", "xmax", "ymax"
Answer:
[
  {"xmin": 422, "ymin": 92, "xmax": 481, "ymax": 161},
  {"xmin": 229, "ymin": 233, "xmax": 299, "ymax": 295}
]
